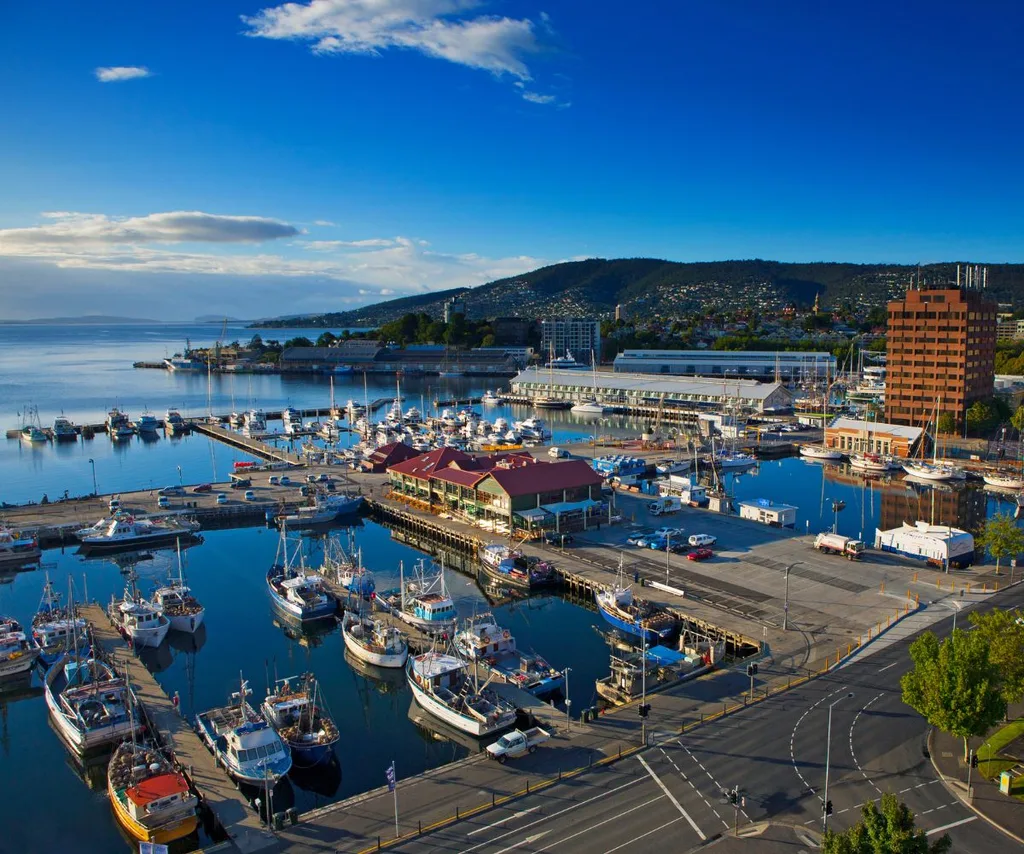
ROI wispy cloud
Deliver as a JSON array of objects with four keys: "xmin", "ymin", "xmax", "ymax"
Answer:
[
  {"xmin": 521, "ymin": 91, "xmax": 555, "ymax": 105},
  {"xmin": 300, "ymin": 238, "xmax": 395, "ymax": 251},
  {"xmin": 312, "ymin": 219, "xmax": 336, "ymax": 227},
  {"xmin": 243, "ymin": 0, "xmax": 542, "ymax": 82},
  {"xmin": 94, "ymin": 66, "xmax": 152, "ymax": 83}
]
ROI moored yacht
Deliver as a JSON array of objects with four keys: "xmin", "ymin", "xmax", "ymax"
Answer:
[
  {"xmin": 0, "ymin": 526, "xmax": 41, "ymax": 565},
  {"xmin": 849, "ymin": 453, "xmax": 900, "ymax": 474},
  {"xmin": 77, "ymin": 515, "xmax": 201, "ymax": 551},
  {"xmin": 481, "ymin": 390, "xmax": 500, "ymax": 405},
  {"xmin": 901, "ymin": 460, "xmax": 967, "ymax": 482},
  {"xmin": 799, "ymin": 444, "xmax": 844, "ymax": 461},
  {"xmin": 0, "ymin": 616, "xmax": 41, "ymax": 677},
  {"xmin": 135, "ymin": 413, "xmax": 159, "ymax": 434},
  {"xmin": 107, "ymin": 408, "xmax": 134, "ymax": 441},
  {"xmin": 982, "ymin": 471, "xmax": 1024, "ymax": 491},
  {"xmin": 52, "ymin": 415, "xmax": 78, "ymax": 441},
  {"xmin": 243, "ymin": 408, "xmax": 267, "ymax": 437},
  {"xmin": 164, "ymin": 409, "xmax": 187, "ymax": 435}
]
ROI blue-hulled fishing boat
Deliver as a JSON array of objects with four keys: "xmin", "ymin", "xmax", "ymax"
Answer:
[
  {"xmin": 266, "ymin": 529, "xmax": 337, "ymax": 622},
  {"xmin": 261, "ymin": 673, "xmax": 339, "ymax": 767}
]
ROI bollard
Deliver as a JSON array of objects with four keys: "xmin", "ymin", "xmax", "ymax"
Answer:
[
  {"xmin": 915, "ymin": 593, "xmax": 920, "ymax": 605},
  {"xmin": 996, "ymin": 581, "xmax": 1000, "ymax": 591},
  {"xmin": 847, "ymin": 643, "xmax": 852, "ymax": 655},
  {"xmin": 526, "ymin": 780, "xmax": 530, "ymax": 794},
  {"xmin": 377, "ymin": 837, "xmax": 381, "ymax": 851},
  {"xmin": 983, "ymin": 582, "xmax": 988, "ymax": 592},
  {"xmin": 936, "ymin": 577, "xmax": 941, "ymax": 589},
  {"xmin": 419, "ymin": 820, "xmax": 422, "ymax": 835},
  {"xmin": 492, "ymin": 793, "xmax": 495, "ymax": 807},
  {"xmin": 913, "ymin": 571, "xmax": 918, "ymax": 583},
  {"xmin": 456, "ymin": 806, "xmax": 460, "ymax": 820},
  {"xmin": 887, "ymin": 615, "xmax": 891, "ymax": 627},
  {"xmin": 880, "ymin": 581, "xmax": 885, "ymax": 593},
  {"xmin": 967, "ymin": 582, "xmax": 971, "ymax": 594}
]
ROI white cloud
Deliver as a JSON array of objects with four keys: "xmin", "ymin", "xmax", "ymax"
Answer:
[
  {"xmin": 95, "ymin": 66, "xmax": 152, "ymax": 83},
  {"xmin": 243, "ymin": 0, "xmax": 540, "ymax": 81},
  {"xmin": 0, "ymin": 210, "xmax": 549, "ymax": 319},
  {"xmin": 313, "ymin": 219, "xmax": 336, "ymax": 227},
  {"xmin": 0, "ymin": 211, "xmax": 299, "ymax": 247},
  {"xmin": 521, "ymin": 91, "xmax": 555, "ymax": 105}
]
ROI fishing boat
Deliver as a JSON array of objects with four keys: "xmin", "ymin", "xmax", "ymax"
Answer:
[
  {"xmin": 108, "ymin": 573, "xmax": 171, "ymax": 648},
  {"xmin": 107, "ymin": 737, "xmax": 199, "ymax": 844},
  {"xmin": 341, "ymin": 610, "xmax": 408, "ymax": 668},
  {"xmin": 77, "ymin": 515, "xmax": 201, "ymax": 551},
  {"xmin": 164, "ymin": 409, "xmax": 187, "ymax": 435},
  {"xmin": 135, "ymin": 413, "xmax": 159, "ymax": 434},
  {"xmin": 477, "ymin": 543, "xmax": 557, "ymax": 590},
  {"xmin": 151, "ymin": 543, "xmax": 205, "ymax": 633},
  {"xmin": 266, "ymin": 531, "xmax": 337, "ymax": 622},
  {"xmin": 274, "ymin": 492, "xmax": 363, "ymax": 528},
  {"xmin": 375, "ymin": 559, "xmax": 457, "ymax": 634},
  {"xmin": 32, "ymin": 576, "xmax": 88, "ymax": 667},
  {"xmin": 52, "ymin": 415, "xmax": 78, "ymax": 441},
  {"xmin": 595, "ymin": 639, "xmax": 724, "ymax": 706},
  {"xmin": 454, "ymin": 613, "xmax": 564, "ymax": 697},
  {"xmin": 0, "ymin": 526, "xmax": 41, "ymax": 565},
  {"xmin": 0, "ymin": 616, "xmax": 41, "ymax": 677},
  {"xmin": 406, "ymin": 647, "xmax": 517, "ymax": 737},
  {"xmin": 799, "ymin": 444, "xmax": 844, "ymax": 461},
  {"xmin": 481, "ymin": 390, "xmax": 500, "ymax": 406},
  {"xmin": 595, "ymin": 558, "xmax": 678, "ymax": 644},
  {"xmin": 322, "ymin": 535, "xmax": 375, "ymax": 598},
  {"xmin": 107, "ymin": 408, "xmax": 135, "ymax": 441},
  {"xmin": 196, "ymin": 674, "xmax": 292, "ymax": 784},
  {"xmin": 261, "ymin": 673, "xmax": 339, "ymax": 766},
  {"xmin": 45, "ymin": 653, "xmax": 139, "ymax": 752},
  {"xmin": 20, "ymin": 424, "xmax": 47, "ymax": 443}
]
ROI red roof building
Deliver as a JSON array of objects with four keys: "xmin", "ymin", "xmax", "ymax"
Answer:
[{"xmin": 360, "ymin": 441, "xmax": 420, "ymax": 473}]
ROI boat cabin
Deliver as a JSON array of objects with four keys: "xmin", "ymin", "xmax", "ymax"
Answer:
[
  {"xmin": 123, "ymin": 772, "xmax": 193, "ymax": 825},
  {"xmin": 411, "ymin": 593, "xmax": 456, "ymax": 624}
]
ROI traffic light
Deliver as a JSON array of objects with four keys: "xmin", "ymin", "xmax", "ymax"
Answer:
[
  {"xmin": 638, "ymin": 703, "xmax": 651, "ymax": 718},
  {"xmin": 729, "ymin": 788, "xmax": 738, "ymax": 805},
  {"xmin": 971, "ymin": 754, "xmax": 979, "ymax": 769},
  {"xmin": 746, "ymin": 663, "xmax": 758, "ymax": 677},
  {"xmin": 825, "ymin": 800, "xmax": 833, "ymax": 816}
]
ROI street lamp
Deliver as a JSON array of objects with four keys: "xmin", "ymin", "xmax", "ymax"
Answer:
[
  {"xmin": 784, "ymin": 561, "xmax": 803, "ymax": 631},
  {"xmin": 564, "ymin": 667, "xmax": 572, "ymax": 732},
  {"xmin": 88, "ymin": 458, "xmax": 97, "ymax": 496},
  {"xmin": 665, "ymin": 531, "xmax": 672, "ymax": 581},
  {"xmin": 822, "ymin": 692, "xmax": 854, "ymax": 832},
  {"xmin": 177, "ymin": 465, "xmax": 183, "ymax": 487}
]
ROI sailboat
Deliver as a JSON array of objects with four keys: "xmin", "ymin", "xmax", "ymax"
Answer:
[
  {"xmin": 902, "ymin": 398, "xmax": 966, "ymax": 481},
  {"xmin": 151, "ymin": 542, "xmax": 205, "ymax": 633},
  {"xmin": 534, "ymin": 345, "xmax": 572, "ymax": 409},
  {"xmin": 983, "ymin": 433, "xmax": 1024, "ymax": 490},
  {"xmin": 572, "ymin": 350, "xmax": 609, "ymax": 415}
]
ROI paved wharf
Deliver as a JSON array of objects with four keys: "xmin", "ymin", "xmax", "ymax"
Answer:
[{"xmin": 81, "ymin": 604, "xmax": 276, "ymax": 853}]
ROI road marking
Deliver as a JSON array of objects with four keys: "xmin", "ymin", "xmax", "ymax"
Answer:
[
  {"xmin": 790, "ymin": 684, "xmax": 850, "ymax": 796},
  {"xmin": 467, "ymin": 806, "xmax": 541, "ymax": 836},
  {"xmin": 848, "ymin": 691, "xmax": 886, "ymax": 795},
  {"xmin": 660, "ymin": 747, "xmax": 727, "ymax": 826},
  {"xmin": 458, "ymin": 776, "xmax": 647, "ymax": 854},
  {"xmin": 638, "ymin": 754, "xmax": 706, "ymax": 840},
  {"xmin": 492, "ymin": 830, "xmax": 551, "ymax": 854},
  {"xmin": 600, "ymin": 817, "xmax": 684, "ymax": 854},
  {"xmin": 927, "ymin": 816, "xmax": 977, "ymax": 835},
  {"xmin": 878, "ymin": 660, "xmax": 901, "ymax": 672},
  {"xmin": 531, "ymin": 796, "xmax": 664, "ymax": 852}
]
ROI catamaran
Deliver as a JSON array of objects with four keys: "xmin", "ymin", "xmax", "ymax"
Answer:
[
  {"xmin": 454, "ymin": 613, "xmax": 565, "ymax": 697},
  {"xmin": 341, "ymin": 610, "xmax": 409, "ymax": 668},
  {"xmin": 196, "ymin": 673, "xmax": 292, "ymax": 784},
  {"xmin": 375, "ymin": 559, "xmax": 457, "ymax": 634},
  {"xmin": 261, "ymin": 672, "xmax": 339, "ymax": 766}
]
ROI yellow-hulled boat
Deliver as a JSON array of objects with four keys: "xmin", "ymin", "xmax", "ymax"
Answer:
[{"xmin": 107, "ymin": 740, "xmax": 199, "ymax": 844}]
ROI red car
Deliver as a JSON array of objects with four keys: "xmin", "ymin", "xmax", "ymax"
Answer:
[
  {"xmin": 687, "ymin": 548, "xmax": 713, "ymax": 561},
  {"xmin": 191, "ymin": 483, "xmax": 212, "ymax": 493}
]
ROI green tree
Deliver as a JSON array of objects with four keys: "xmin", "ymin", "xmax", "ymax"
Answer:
[
  {"xmin": 283, "ymin": 336, "xmax": 313, "ymax": 349},
  {"xmin": 936, "ymin": 412, "xmax": 955, "ymax": 435},
  {"xmin": 901, "ymin": 629, "xmax": 1006, "ymax": 759},
  {"xmin": 969, "ymin": 608, "xmax": 1024, "ymax": 705},
  {"xmin": 315, "ymin": 331, "xmax": 337, "ymax": 348},
  {"xmin": 822, "ymin": 793, "xmax": 950, "ymax": 854},
  {"xmin": 966, "ymin": 400, "xmax": 994, "ymax": 434},
  {"xmin": 1012, "ymin": 403, "xmax": 1024, "ymax": 434},
  {"xmin": 481, "ymin": 333, "xmax": 496, "ymax": 348},
  {"xmin": 979, "ymin": 512, "xmax": 1024, "ymax": 576}
]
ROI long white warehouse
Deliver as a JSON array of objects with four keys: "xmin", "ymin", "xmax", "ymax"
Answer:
[
  {"xmin": 873, "ymin": 521, "xmax": 975, "ymax": 569},
  {"xmin": 613, "ymin": 349, "xmax": 836, "ymax": 381}
]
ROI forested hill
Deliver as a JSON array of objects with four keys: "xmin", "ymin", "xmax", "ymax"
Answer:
[{"xmin": 252, "ymin": 259, "xmax": 1024, "ymax": 327}]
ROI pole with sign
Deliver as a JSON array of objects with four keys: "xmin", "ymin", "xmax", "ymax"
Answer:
[{"xmin": 386, "ymin": 761, "xmax": 398, "ymax": 836}]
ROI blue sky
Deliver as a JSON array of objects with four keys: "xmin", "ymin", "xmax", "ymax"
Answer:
[{"xmin": 1, "ymin": 0, "xmax": 1022, "ymax": 319}]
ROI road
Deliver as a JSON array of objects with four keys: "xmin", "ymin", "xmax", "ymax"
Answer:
[{"xmin": 382, "ymin": 590, "xmax": 1023, "ymax": 854}]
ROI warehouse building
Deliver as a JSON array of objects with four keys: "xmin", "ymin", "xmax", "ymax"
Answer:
[{"xmin": 612, "ymin": 349, "xmax": 836, "ymax": 381}]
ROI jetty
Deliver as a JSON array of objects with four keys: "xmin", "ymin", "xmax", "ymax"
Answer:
[{"xmin": 81, "ymin": 604, "xmax": 276, "ymax": 853}]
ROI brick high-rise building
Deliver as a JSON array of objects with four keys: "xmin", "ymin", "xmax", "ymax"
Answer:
[{"xmin": 884, "ymin": 285, "xmax": 997, "ymax": 431}]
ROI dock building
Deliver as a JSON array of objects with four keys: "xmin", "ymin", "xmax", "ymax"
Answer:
[
  {"xmin": 823, "ymin": 417, "xmax": 923, "ymax": 458},
  {"xmin": 612, "ymin": 349, "xmax": 836, "ymax": 382},
  {"xmin": 509, "ymin": 368, "xmax": 792, "ymax": 414},
  {"xmin": 387, "ymin": 448, "xmax": 607, "ymax": 534},
  {"xmin": 884, "ymin": 282, "xmax": 997, "ymax": 430}
]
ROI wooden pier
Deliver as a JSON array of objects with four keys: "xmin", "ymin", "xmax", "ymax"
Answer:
[
  {"xmin": 190, "ymin": 422, "xmax": 302, "ymax": 465},
  {"xmin": 81, "ymin": 604, "xmax": 276, "ymax": 853}
]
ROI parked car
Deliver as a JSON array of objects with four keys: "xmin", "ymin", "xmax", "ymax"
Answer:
[
  {"xmin": 688, "ymin": 534, "xmax": 717, "ymax": 547},
  {"xmin": 646, "ymin": 537, "xmax": 668, "ymax": 550},
  {"xmin": 652, "ymin": 527, "xmax": 684, "ymax": 539},
  {"xmin": 157, "ymin": 496, "xmax": 171, "ymax": 509},
  {"xmin": 543, "ymin": 532, "xmax": 574, "ymax": 546},
  {"xmin": 244, "ymin": 490, "xmax": 256, "ymax": 501},
  {"xmin": 626, "ymin": 530, "xmax": 655, "ymax": 546},
  {"xmin": 269, "ymin": 475, "xmax": 280, "ymax": 485},
  {"xmin": 279, "ymin": 476, "xmax": 292, "ymax": 486},
  {"xmin": 306, "ymin": 474, "xmax": 318, "ymax": 483},
  {"xmin": 216, "ymin": 493, "xmax": 228, "ymax": 505},
  {"xmin": 317, "ymin": 473, "xmax": 330, "ymax": 482},
  {"xmin": 191, "ymin": 483, "xmax": 212, "ymax": 493},
  {"xmin": 159, "ymin": 486, "xmax": 186, "ymax": 497},
  {"xmin": 687, "ymin": 547, "xmax": 714, "ymax": 561}
]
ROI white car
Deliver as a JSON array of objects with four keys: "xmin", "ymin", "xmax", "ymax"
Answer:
[
  {"xmin": 652, "ymin": 527, "xmax": 684, "ymax": 539},
  {"xmin": 244, "ymin": 490, "xmax": 256, "ymax": 501},
  {"xmin": 688, "ymin": 533, "xmax": 717, "ymax": 547},
  {"xmin": 216, "ymin": 493, "xmax": 228, "ymax": 505}
]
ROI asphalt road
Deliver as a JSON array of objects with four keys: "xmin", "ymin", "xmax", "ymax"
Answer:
[{"xmin": 384, "ymin": 589, "xmax": 1024, "ymax": 854}]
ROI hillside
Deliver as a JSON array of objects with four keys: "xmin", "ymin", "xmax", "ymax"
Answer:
[{"xmin": 251, "ymin": 259, "xmax": 1024, "ymax": 328}]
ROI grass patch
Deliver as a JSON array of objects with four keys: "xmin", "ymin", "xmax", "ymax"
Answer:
[{"xmin": 977, "ymin": 718, "xmax": 1024, "ymax": 781}]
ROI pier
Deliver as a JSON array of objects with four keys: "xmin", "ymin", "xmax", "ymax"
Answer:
[{"xmin": 81, "ymin": 604, "xmax": 275, "ymax": 853}]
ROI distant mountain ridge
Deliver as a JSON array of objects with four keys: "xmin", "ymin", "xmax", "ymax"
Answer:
[{"xmin": 250, "ymin": 258, "xmax": 1024, "ymax": 328}]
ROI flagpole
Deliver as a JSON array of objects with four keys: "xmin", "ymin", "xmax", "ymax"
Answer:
[{"xmin": 392, "ymin": 761, "xmax": 399, "ymax": 837}]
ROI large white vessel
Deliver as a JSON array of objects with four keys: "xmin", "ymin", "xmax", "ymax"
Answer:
[
  {"xmin": 341, "ymin": 611, "xmax": 409, "ymax": 668},
  {"xmin": 45, "ymin": 654, "xmax": 140, "ymax": 752},
  {"xmin": 799, "ymin": 444, "xmax": 844, "ymax": 461},
  {"xmin": 983, "ymin": 471, "xmax": 1024, "ymax": 491},
  {"xmin": 406, "ymin": 649, "xmax": 517, "ymax": 737},
  {"xmin": 108, "ymin": 575, "xmax": 171, "ymax": 648},
  {"xmin": 243, "ymin": 408, "xmax": 267, "ymax": 436},
  {"xmin": 849, "ymin": 453, "xmax": 900, "ymax": 474},
  {"xmin": 77, "ymin": 515, "xmax": 201, "ymax": 550}
]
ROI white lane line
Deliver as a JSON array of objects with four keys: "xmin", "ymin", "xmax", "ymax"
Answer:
[
  {"xmin": 493, "ymin": 830, "xmax": 551, "ymax": 854},
  {"xmin": 878, "ymin": 660, "xmax": 901, "ymax": 672},
  {"xmin": 600, "ymin": 817, "xmax": 684, "ymax": 854},
  {"xmin": 531, "ymin": 796, "xmax": 665, "ymax": 853},
  {"xmin": 848, "ymin": 691, "xmax": 886, "ymax": 796},
  {"xmin": 638, "ymin": 754, "xmax": 707, "ymax": 841},
  {"xmin": 790, "ymin": 684, "xmax": 850, "ymax": 796},
  {"xmin": 459, "ymin": 776, "xmax": 647, "ymax": 854},
  {"xmin": 927, "ymin": 816, "xmax": 977, "ymax": 835},
  {"xmin": 661, "ymin": 748, "xmax": 727, "ymax": 825},
  {"xmin": 467, "ymin": 806, "xmax": 542, "ymax": 836}
]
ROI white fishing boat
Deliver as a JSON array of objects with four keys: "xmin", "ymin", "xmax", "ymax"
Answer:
[
  {"xmin": 341, "ymin": 610, "xmax": 408, "ymax": 668},
  {"xmin": 32, "ymin": 576, "xmax": 88, "ymax": 668},
  {"xmin": 151, "ymin": 543, "xmax": 205, "ymax": 633},
  {"xmin": 0, "ymin": 616, "xmax": 40, "ymax": 677},
  {"xmin": 164, "ymin": 409, "xmax": 187, "ymax": 435},
  {"xmin": 406, "ymin": 647, "xmax": 517, "ymax": 737},
  {"xmin": 454, "ymin": 613, "xmax": 564, "ymax": 697},
  {"xmin": 45, "ymin": 654, "xmax": 140, "ymax": 752},
  {"xmin": 481, "ymin": 390, "xmax": 500, "ymax": 405},
  {"xmin": 0, "ymin": 526, "xmax": 41, "ymax": 565},
  {"xmin": 196, "ymin": 674, "xmax": 292, "ymax": 784},
  {"xmin": 78, "ymin": 515, "xmax": 201, "ymax": 550},
  {"xmin": 52, "ymin": 415, "xmax": 78, "ymax": 441},
  {"xmin": 799, "ymin": 444, "xmax": 844, "ymax": 461},
  {"xmin": 108, "ymin": 574, "xmax": 171, "ymax": 648},
  {"xmin": 375, "ymin": 559, "xmax": 457, "ymax": 634},
  {"xmin": 135, "ymin": 413, "xmax": 159, "ymax": 434},
  {"xmin": 19, "ymin": 405, "xmax": 47, "ymax": 443}
]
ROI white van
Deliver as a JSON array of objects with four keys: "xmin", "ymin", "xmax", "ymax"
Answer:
[{"xmin": 548, "ymin": 447, "xmax": 569, "ymax": 459}]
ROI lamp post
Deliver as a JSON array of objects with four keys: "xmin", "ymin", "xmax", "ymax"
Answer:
[
  {"xmin": 666, "ymin": 532, "xmax": 672, "ymax": 581},
  {"xmin": 822, "ymin": 692, "xmax": 854, "ymax": 832},
  {"xmin": 88, "ymin": 458, "xmax": 97, "ymax": 497},
  {"xmin": 784, "ymin": 561, "xmax": 803, "ymax": 631},
  {"xmin": 641, "ymin": 633, "xmax": 648, "ymax": 746},
  {"xmin": 564, "ymin": 667, "xmax": 572, "ymax": 732},
  {"xmin": 177, "ymin": 465, "xmax": 183, "ymax": 487}
]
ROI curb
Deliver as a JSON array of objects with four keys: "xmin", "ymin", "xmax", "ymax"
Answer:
[{"xmin": 927, "ymin": 728, "xmax": 1024, "ymax": 846}]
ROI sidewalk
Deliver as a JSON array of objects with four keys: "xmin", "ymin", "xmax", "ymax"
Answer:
[{"xmin": 931, "ymin": 726, "xmax": 1024, "ymax": 844}]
